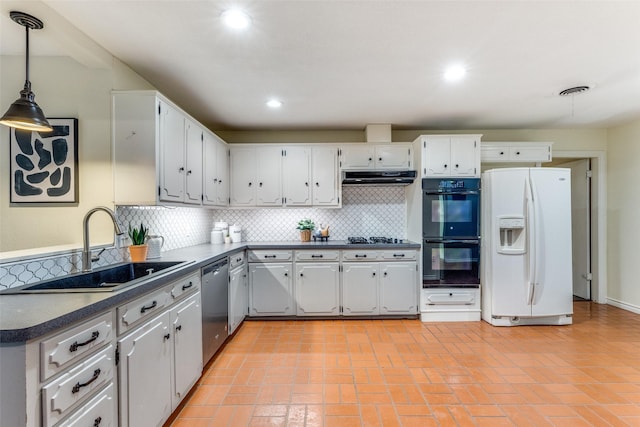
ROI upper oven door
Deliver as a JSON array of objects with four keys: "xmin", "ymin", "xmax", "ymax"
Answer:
[{"xmin": 422, "ymin": 178, "xmax": 480, "ymax": 239}]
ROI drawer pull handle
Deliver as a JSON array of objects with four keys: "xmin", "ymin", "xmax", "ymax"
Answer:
[
  {"xmin": 182, "ymin": 282, "xmax": 193, "ymax": 291},
  {"xmin": 393, "ymin": 253, "xmax": 405, "ymax": 258},
  {"xmin": 94, "ymin": 417, "xmax": 102, "ymax": 427},
  {"xmin": 72, "ymin": 369, "xmax": 101, "ymax": 394},
  {"xmin": 164, "ymin": 333, "xmax": 171, "ymax": 341},
  {"xmin": 69, "ymin": 331, "xmax": 100, "ymax": 352},
  {"xmin": 264, "ymin": 255, "xmax": 277, "ymax": 258},
  {"xmin": 311, "ymin": 254, "xmax": 323, "ymax": 258},
  {"xmin": 140, "ymin": 301, "xmax": 157, "ymax": 313},
  {"xmin": 355, "ymin": 254, "xmax": 367, "ymax": 258}
]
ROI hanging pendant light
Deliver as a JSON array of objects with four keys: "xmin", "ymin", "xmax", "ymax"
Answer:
[{"xmin": 0, "ymin": 11, "xmax": 52, "ymax": 132}]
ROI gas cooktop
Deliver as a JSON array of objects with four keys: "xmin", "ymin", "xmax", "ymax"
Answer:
[{"xmin": 346, "ymin": 237, "xmax": 404, "ymax": 244}]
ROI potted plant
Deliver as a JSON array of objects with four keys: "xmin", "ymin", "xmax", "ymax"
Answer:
[
  {"xmin": 128, "ymin": 222, "xmax": 149, "ymax": 262},
  {"xmin": 296, "ymin": 218, "xmax": 315, "ymax": 242}
]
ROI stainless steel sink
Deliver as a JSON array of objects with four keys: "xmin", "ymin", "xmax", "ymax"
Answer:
[{"xmin": 1, "ymin": 261, "xmax": 188, "ymax": 294}]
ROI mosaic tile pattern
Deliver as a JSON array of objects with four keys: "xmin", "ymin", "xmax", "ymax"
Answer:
[
  {"xmin": 0, "ymin": 247, "xmax": 125, "ymax": 290},
  {"xmin": 117, "ymin": 206, "xmax": 212, "ymax": 251},
  {"xmin": 215, "ymin": 187, "xmax": 406, "ymax": 242},
  {"xmin": 0, "ymin": 187, "xmax": 405, "ymax": 288}
]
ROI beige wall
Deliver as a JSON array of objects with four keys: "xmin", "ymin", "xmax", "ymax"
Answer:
[
  {"xmin": 606, "ymin": 119, "xmax": 640, "ymax": 308},
  {"xmin": 0, "ymin": 55, "xmax": 153, "ymax": 254}
]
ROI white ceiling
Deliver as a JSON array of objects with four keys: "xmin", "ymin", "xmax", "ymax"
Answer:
[{"xmin": 2, "ymin": 0, "xmax": 640, "ymax": 131}]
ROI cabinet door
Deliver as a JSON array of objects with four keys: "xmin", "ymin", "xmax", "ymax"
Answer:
[
  {"xmin": 422, "ymin": 136, "xmax": 451, "ymax": 176},
  {"xmin": 375, "ymin": 145, "xmax": 411, "ymax": 169},
  {"xmin": 229, "ymin": 147, "xmax": 256, "ymax": 206},
  {"xmin": 509, "ymin": 145, "xmax": 551, "ymax": 162},
  {"xmin": 229, "ymin": 266, "xmax": 248, "ymax": 334},
  {"xmin": 184, "ymin": 118, "xmax": 203, "ymax": 204},
  {"xmin": 256, "ymin": 147, "xmax": 283, "ymax": 206},
  {"xmin": 159, "ymin": 101, "xmax": 185, "ymax": 202},
  {"xmin": 202, "ymin": 131, "xmax": 218, "ymax": 206},
  {"xmin": 450, "ymin": 136, "xmax": 478, "ymax": 176},
  {"xmin": 340, "ymin": 146, "xmax": 375, "ymax": 169},
  {"xmin": 312, "ymin": 147, "xmax": 339, "ymax": 206},
  {"xmin": 118, "ymin": 311, "xmax": 172, "ymax": 427},
  {"xmin": 379, "ymin": 262, "xmax": 418, "ymax": 314},
  {"xmin": 215, "ymin": 139, "xmax": 229, "ymax": 206},
  {"xmin": 342, "ymin": 263, "xmax": 379, "ymax": 315},
  {"xmin": 171, "ymin": 293, "xmax": 203, "ymax": 408},
  {"xmin": 248, "ymin": 263, "xmax": 294, "ymax": 316},
  {"xmin": 283, "ymin": 147, "xmax": 312, "ymax": 206},
  {"xmin": 295, "ymin": 263, "xmax": 340, "ymax": 316}
]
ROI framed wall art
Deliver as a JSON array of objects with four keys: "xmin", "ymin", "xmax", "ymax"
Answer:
[{"xmin": 9, "ymin": 118, "xmax": 79, "ymax": 204}]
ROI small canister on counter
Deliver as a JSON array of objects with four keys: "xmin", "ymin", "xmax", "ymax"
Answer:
[
  {"xmin": 210, "ymin": 229, "xmax": 224, "ymax": 244},
  {"xmin": 229, "ymin": 224, "xmax": 242, "ymax": 243}
]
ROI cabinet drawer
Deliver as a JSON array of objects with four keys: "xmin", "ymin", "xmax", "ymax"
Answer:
[
  {"xmin": 341, "ymin": 250, "xmax": 381, "ymax": 262},
  {"xmin": 422, "ymin": 288, "xmax": 480, "ymax": 309},
  {"xmin": 169, "ymin": 272, "xmax": 200, "ymax": 301},
  {"xmin": 56, "ymin": 382, "xmax": 116, "ymax": 427},
  {"xmin": 380, "ymin": 250, "xmax": 417, "ymax": 261},
  {"xmin": 295, "ymin": 250, "xmax": 340, "ymax": 262},
  {"xmin": 40, "ymin": 311, "xmax": 113, "ymax": 381},
  {"xmin": 509, "ymin": 146, "xmax": 551, "ymax": 162},
  {"xmin": 42, "ymin": 344, "xmax": 115, "ymax": 427},
  {"xmin": 248, "ymin": 250, "xmax": 293, "ymax": 263},
  {"xmin": 117, "ymin": 288, "xmax": 171, "ymax": 334},
  {"xmin": 230, "ymin": 251, "xmax": 246, "ymax": 269}
]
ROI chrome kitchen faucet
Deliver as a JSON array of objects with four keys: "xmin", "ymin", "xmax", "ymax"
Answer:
[{"xmin": 82, "ymin": 206, "xmax": 124, "ymax": 272}]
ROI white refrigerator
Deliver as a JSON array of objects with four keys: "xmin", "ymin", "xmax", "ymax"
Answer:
[{"xmin": 481, "ymin": 168, "xmax": 573, "ymax": 326}]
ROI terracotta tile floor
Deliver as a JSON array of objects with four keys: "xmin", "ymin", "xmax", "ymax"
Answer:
[{"xmin": 169, "ymin": 302, "xmax": 640, "ymax": 426}]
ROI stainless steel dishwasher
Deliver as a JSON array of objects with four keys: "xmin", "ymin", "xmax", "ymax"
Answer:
[{"xmin": 201, "ymin": 258, "xmax": 229, "ymax": 364}]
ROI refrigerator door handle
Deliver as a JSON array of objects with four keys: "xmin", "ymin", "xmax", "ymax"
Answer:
[{"xmin": 525, "ymin": 177, "xmax": 536, "ymax": 305}]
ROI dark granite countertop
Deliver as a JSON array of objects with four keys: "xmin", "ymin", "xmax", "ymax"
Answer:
[{"xmin": 0, "ymin": 240, "xmax": 419, "ymax": 343}]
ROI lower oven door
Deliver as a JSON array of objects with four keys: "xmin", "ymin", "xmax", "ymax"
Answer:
[{"xmin": 423, "ymin": 239, "xmax": 480, "ymax": 287}]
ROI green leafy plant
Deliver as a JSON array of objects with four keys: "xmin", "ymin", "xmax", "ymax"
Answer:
[
  {"xmin": 128, "ymin": 222, "xmax": 148, "ymax": 246},
  {"xmin": 296, "ymin": 218, "xmax": 315, "ymax": 231}
]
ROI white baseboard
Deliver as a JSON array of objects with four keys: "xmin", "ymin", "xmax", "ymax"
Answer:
[{"xmin": 607, "ymin": 298, "xmax": 640, "ymax": 315}]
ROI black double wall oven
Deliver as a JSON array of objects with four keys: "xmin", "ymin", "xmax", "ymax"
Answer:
[{"xmin": 422, "ymin": 178, "xmax": 481, "ymax": 288}]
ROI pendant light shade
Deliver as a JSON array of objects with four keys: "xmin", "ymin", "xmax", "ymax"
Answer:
[{"xmin": 0, "ymin": 11, "xmax": 52, "ymax": 132}]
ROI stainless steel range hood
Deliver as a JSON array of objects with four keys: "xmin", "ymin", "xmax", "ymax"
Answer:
[{"xmin": 342, "ymin": 170, "xmax": 417, "ymax": 186}]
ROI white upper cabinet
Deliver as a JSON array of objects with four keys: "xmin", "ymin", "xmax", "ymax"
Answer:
[
  {"xmin": 203, "ymin": 130, "xmax": 229, "ymax": 207},
  {"xmin": 481, "ymin": 142, "xmax": 553, "ymax": 163},
  {"xmin": 183, "ymin": 118, "xmax": 203, "ymax": 205},
  {"xmin": 312, "ymin": 147, "xmax": 340, "ymax": 206},
  {"xmin": 340, "ymin": 144, "xmax": 411, "ymax": 170},
  {"xmin": 229, "ymin": 144, "xmax": 341, "ymax": 208},
  {"xmin": 283, "ymin": 146, "xmax": 312, "ymax": 206},
  {"xmin": 256, "ymin": 147, "xmax": 283, "ymax": 206},
  {"xmin": 113, "ymin": 91, "xmax": 228, "ymax": 206},
  {"xmin": 418, "ymin": 134, "xmax": 481, "ymax": 177},
  {"xmin": 230, "ymin": 146, "xmax": 282, "ymax": 207}
]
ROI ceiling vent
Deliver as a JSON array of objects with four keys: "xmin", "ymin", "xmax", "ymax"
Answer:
[{"xmin": 559, "ymin": 86, "xmax": 590, "ymax": 96}]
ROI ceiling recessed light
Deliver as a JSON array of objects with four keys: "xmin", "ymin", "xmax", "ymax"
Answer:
[
  {"xmin": 266, "ymin": 99, "xmax": 283, "ymax": 108},
  {"xmin": 221, "ymin": 9, "xmax": 251, "ymax": 30},
  {"xmin": 444, "ymin": 65, "xmax": 466, "ymax": 82}
]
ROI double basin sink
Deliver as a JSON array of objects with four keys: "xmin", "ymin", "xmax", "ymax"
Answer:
[{"xmin": 1, "ymin": 261, "xmax": 188, "ymax": 294}]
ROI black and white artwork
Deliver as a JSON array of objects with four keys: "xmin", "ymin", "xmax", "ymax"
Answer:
[{"xmin": 10, "ymin": 118, "xmax": 78, "ymax": 204}]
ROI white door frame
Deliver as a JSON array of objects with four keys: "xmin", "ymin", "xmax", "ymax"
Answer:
[{"xmin": 554, "ymin": 150, "xmax": 607, "ymax": 304}]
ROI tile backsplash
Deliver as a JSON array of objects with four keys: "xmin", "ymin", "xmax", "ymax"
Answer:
[{"xmin": 0, "ymin": 186, "xmax": 406, "ymax": 289}]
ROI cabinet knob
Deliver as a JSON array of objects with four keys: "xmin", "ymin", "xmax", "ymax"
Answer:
[
  {"xmin": 384, "ymin": 272, "xmax": 387, "ymax": 277},
  {"xmin": 175, "ymin": 324, "xmax": 182, "ymax": 332},
  {"xmin": 378, "ymin": 157, "xmax": 382, "ymax": 161},
  {"xmin": 259, "ymin": 182, "xmax": 263, "ymax": 187},
  {"xmin": 368, "ymin": 158, "xmax": 372, "ymax": 161},
  {"xmin": 93, "ymin": 417, "xmax": 102, "ymax": 427},
  {"xmin": 300, "ymin": 273, "xmax": 304, "ymax": 277},
  {"xmin": 214, "ymin": 178, "xmax": 218, "ymax": 183},
  {"xmin": 164, "ymin": 333, "xmax": 171, "ymax": 341},
  {"xmin": 305, "ymin": 182, "xmax": 309, "ymax": 187},
  {"xmin": 284, "ymin": 272, "xmax": 288, "ymax": 277},
  {"xmin": 516, "ymin": 151, "xmax": 521, "ymax": 155},
  {"xmin": 372, "ymin": 272, "xmax": 376, "ymax": 277},
  {"xmin": 315, "ymin": 182, "xmax": 319, "ymax": 187},
  {"xmin": 187, "ymin": 170, "xmax": 192, "ymax": 175},
  {"xmin": 443, "ymin": 164, "xmax": 448, "ymax": 168},
  {"xmin": 248, "ymin": 182, "xmax": 252, "ymax": 187},
  {"xmin": 455, "ymin": 164, "xmax": 459, "ymax": 168},
  {"xmin": 500, "ymin": 151, "xmax": 504, "ymax": 155},
  {"xmin": 179, "ymin": 167, "xmax": 185, "ymax": 172}
]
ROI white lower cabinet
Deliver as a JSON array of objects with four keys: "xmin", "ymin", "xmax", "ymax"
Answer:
[
  {"xmin": 342, "ymin": 263, "xmax": 379, "ymax": 315},
  {"xmin": 118, "ymin": 311, "xmax": 172, "ymax": 427},
  {"xmin": 379, "ymin": 262, "xmax": 418, "ymax": 314},
  {"xmin": 117, "ymin": 273, "xmax": 202, "ymax": 427},
  {"xmin": 171, "ymin": 293, "xmax": 203, "ymax": 407},
  {"xmin": 294, "ymin": 250, "xmax": 340, "ymax": 316},
  {"xmin": 56, "ymin": 382, "xmax": 116, "ymax": 427},
  {"xmin": 229, "ymin": 256, "xmax": 248, "ymax": 334},
  {"xmin": 248, "ymin": 263, "xmax": 294, "ymax": 316}
]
